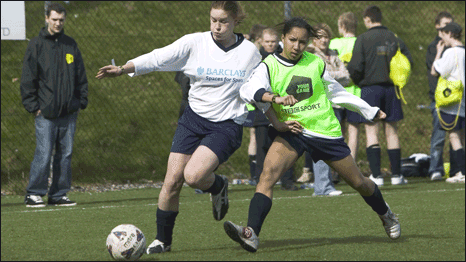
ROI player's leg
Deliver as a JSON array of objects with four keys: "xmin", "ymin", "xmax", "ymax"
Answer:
[
  {"xmin": 325, "ymin": 155, "xmax": 401, "ymax": 239},
  {"xmin": 148, "ymin": 152, "xmax": 190, "ymax": 254},
  {"xmin": 384, "ymin": 85, "xmax": 406, "ymax": 185},
  {"xmin": 347, "ymin": 122, "xmax": 359, "ymax": 159},
  {"xmin": 447, "ymin": 129, "xmax": 465, "ymax": 182},
  {"xmin": 365, "ymin": 122, "xmax": 383, "ymax": 185},
  {"xmin": 224, "ymin": 135, "xmax": 300, "ymax": 252}
]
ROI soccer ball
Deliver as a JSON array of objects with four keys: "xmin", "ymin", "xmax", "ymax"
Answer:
[{"xmin": 106, "ymin": 224, "xmax": 146, "ymax": 261}]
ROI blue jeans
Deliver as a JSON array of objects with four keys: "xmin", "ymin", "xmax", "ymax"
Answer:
[
  {"xmin": 312, "ymin": 160, "xmax": 337, "ymax": 195},
  {"xmin": 26, "ymin": 112, "xmax": 78, "ymax": 200},
  {"xmin": 429, "ymin": 102, "xmax": 446, "ymax": 175}
]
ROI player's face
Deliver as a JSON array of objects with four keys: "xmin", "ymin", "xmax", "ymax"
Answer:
[
  {"xmin": 436, "ymin": 17, "xmax": 452, "ymax": 37},
  {"xmin": 45, "ymin": 11, "xmax": 66, "ymax": 35},
  {"xmin": 210, "ymin": 8, "xmax": 236, "ymax": 42},
  {"xmin": 313, "ymin": 30, "xmax": 330, "ymax": 52},
  {"xmin": 280, "ymin": 27, "xmax": 310, "ymax": 61},
  {"xmin": 261, "ymin": 33, "xmax": 279, "ymax": 53}
]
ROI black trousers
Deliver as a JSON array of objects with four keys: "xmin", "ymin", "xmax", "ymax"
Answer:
[{"xmin": 254, "ymin": 125, "xmax": 294, "ymax": 185}]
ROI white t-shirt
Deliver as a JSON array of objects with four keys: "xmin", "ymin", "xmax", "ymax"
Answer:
[
  {"xmin": 433, "ymin": 46, "xmax": 465, "ymax": 117},
  {"xmin": 127, "ymin": 31, "xmax": 262, "ymax": 124},
  {"xmin": 240, "ymin": 54, "xmax": 379, "ymax": 139}
]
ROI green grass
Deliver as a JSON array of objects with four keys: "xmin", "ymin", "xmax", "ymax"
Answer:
[
  {"xmin": 1, "ymin": 1, "xmax": 465, "ymax": 187},
  {"xmin": 1, "ymin": 179, "xmax": 464, "ymax": 261}
]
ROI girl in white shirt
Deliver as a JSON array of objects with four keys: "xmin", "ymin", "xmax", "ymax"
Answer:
[
  {"xmin": 431, "ymin": 22, "xmax": 465, "ymax": 183},
  {"xmin": 96, "ymin": 1, "xmax": 263, "ymax": 254}
]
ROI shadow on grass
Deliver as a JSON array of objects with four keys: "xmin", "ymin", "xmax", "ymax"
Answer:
[
  {"xmin": 0, "ymin": 196, "xmax": 158, "ymax": 207},
  {"xmin": 259, "ymin": 235, "xmax": 414, "ymax": 251}
]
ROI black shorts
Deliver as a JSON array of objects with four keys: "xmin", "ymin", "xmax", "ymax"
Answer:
[
  {"xmin": 438, "ymin": 111, "xmax": 465, "ymax": 131},
  {"xmin": 268, "ymin": 127, "xmax": 351, "ymax": 163},
  {"xmin": 353, "ymin": 85, "xmax": 404, "ymax": 123},
  {"xmin": 333, "ymin": 107, "xmax": 361, "ymax": 124},
  {"xmin": 171, "ymin": 106, "xmax": 243, "ymax": 165}
]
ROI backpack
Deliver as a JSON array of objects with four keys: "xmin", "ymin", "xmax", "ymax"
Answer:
[
  {"xmin": 390, "ymin": 34, "xmax": 411, "ymax": 104},
  {"xmin": 400, "ymin": 154, "xmax": 430, "ymax": 177}
]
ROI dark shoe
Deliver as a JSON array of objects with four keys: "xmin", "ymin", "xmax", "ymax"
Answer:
[
  {"xmin": 280, "ymin": 184, "xmax": 299, "ymax": 191},
  {"xmin": 48, "ymin": 196, "xmax": 77, "ymax": 206},
  {"xmin": 248, "ymin": 179, "xmax": 258, "ymax": 186},
  {"xmin": 25, "ymin": 195, "xmax": 46, "ymax": 208},
  {"xmin": 211, "ymin": 175, "xmax": 229, "ymax": 221}
]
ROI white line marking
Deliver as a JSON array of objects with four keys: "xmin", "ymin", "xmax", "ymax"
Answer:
[{"xmin": 2, "ymin": 187, "xmax": 464, "ymax": 214}]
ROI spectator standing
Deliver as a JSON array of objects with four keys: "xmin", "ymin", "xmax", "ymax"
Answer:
[
  {"xmin": 21, "ymin": 3, "xmax": 88, "ymax": 207},
  {"xmin": 347, "ymin": 6, "xmax": 413, "ymax": 186},
  {"xmin": 426, "ymin": 12, "xmax": 460, "ymax": 181},
  {"xmin": 431, "ymin": 22, "xmax": 465, "ymax": 183},
  {"xmin": 96, "ymin": 1, "xmax": 262, "ymax": 255},
  {"xmin": 244, "ymin": 24, "xmax": 267, "ymax": 185},
  {"xmin": 303, "ymin": 23, "xmax": 349, "ymax": 196},
  {"xmin": 329, "ymin": 12, "xmax": 361, "ymax": 161}
]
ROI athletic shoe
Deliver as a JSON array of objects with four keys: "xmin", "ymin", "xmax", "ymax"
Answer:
[
  {"xmin": 445, "ymin": 172, "xmax": 465, "ymax": 183},
  {"xmin": 25, "ymin": 195, "xmax": 46, "ymax": 208},
  {"xmin": 194, "ymin": 189, "xmax": 206, "ymax": 194},
  {"xmin": 146, "ymin": 239, "xmax": 171, "ymax": 254},
  {"xmin": 297, "ymin": 171, "xmax": 312, "ymax": 183},
  {"xmin": 211, "ymin": 175, "xmax": 229, "ymax": 221},
  {"xmin": 328, "ymin": 190, "xmax": 343, "ymax": 196},
  {"xmin": 430, "ymin": 172, "xmax": 443, "ymax": 181},
  {"xmin": 369, "ymin": 174, "xmax": 384, "ymax": 186},
  {"xmin": 378, "ymin": 203, "xmax": 401, "ymax": 240},
  {"xmin": 391, "ymin": 175, "xmax": 408, "ymax": 185},
  {"xmin": 224, "ymin": 221, "xmax": 259, "ymax": 252},
  {"xmin": 47, "ymin": 196, "xmax": 77, "ymax": 206}
]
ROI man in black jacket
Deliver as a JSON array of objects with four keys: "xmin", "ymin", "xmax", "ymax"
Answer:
[
  {"xmin": 347, "ymin": 6, "xmax": 413, "ymax": 187},
  {"xmin": 426, "ymin": 12, "xmax": 459, "ymax": 181},
  {"xmin": 21, "ymin": 3, "xmax": 88, "ymax": 207}
]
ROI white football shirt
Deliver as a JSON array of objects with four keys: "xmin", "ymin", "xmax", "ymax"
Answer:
[
  {"xmin": 127, "ymin": 31, "xmax": 262, "ymax": 124},
  {"xmin": 433, "ymin": 46, "xmax": 465, "ymax": 117}
]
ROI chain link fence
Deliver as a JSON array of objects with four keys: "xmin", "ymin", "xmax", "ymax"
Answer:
[{"xmin": 1, "ymin": 1, "xmax": 465, "ymax": 188}]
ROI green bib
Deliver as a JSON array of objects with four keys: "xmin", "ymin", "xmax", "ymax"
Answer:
[
  {"xmin": 329, "ymin": 37, "xmax": 361, "ymax": 97},
  {"xmin": 264, "ymin": 52, "xmax": 342, "ymax": 137}
]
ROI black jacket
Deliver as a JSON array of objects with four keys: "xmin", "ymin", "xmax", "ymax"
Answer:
[
  {"xmin": 347, "ymin": 26, "xmax": 413, "ymax": 87},
  {"xmin": 426, "ymin": 36, "xmax": 450, "ymax": 102},
  {"xmin": 20, "ymin": 27, "xmax": 88, "ymax": 119}
]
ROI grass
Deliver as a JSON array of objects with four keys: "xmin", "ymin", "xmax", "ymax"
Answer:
[
  {"xmin": 1, "ymin": 2, "xmax": 465, "ymax": 186},
  {"xmin": 1, "ymin": 178, "xmax": 464, "ymax": 261}
]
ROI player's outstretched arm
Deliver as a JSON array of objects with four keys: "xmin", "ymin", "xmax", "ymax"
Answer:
[{"xmin": 96, "ymin": 62, "xmax": 135, "ymax": 79}]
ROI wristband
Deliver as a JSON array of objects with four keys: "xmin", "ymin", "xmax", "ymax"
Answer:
[
  {"xmin": 272, "ymin": 95, "xmax": 278, "ymax": 103},
  {"xmin": 119, "ymin": 66, "xmax": 125, "ymax": 76}
]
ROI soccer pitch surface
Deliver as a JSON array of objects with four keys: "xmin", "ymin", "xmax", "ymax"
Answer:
[{"xmin": 1, "ymin": 178, "xmax": 464, "ymax": 261}]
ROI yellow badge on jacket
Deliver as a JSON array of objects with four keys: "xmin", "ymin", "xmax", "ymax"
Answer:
[{"xmin": 66, "ymin": 54, "xmax": 74, "ymax": 64}]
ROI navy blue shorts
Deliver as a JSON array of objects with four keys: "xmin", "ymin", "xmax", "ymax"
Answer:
[
  {"xmin": 352, "ymin": 85, "xmax": 403, "ymax": 123},
  {"xmin": 243, "ymin": 110, "xmax": 255, "ymax": 127},
  {"xmin": 333, "ymin": 107, "xmax": 361, "ymax": 124},
  {"xmin": 439, "ymin": 111, "xmax": 465, "ymax": 131},
  {"xmin": 268, "ymin": 127, "xmax": 351, "ymax": 163},
  {"xmin": 171, "ymin": 106, "xmax": 243, "ymax": 165}
]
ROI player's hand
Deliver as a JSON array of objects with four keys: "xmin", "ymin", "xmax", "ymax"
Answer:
[
  {"xmin": 95, "ymin": 65, "xmax": 122, "ymax": 79},
  {"xmin": 436, "ymin": 40, "xmax": 445, "ymax": 53},
  {"xmin": 275, "ymin": 95, "xmax": 299, "ymax": 106},
  {"xmin": 373, "ymin": 110, "xmax": 386, "ymax": 121},
  {"xmin": 274, "ymin": 120, "xmax": 303, "ymax": 134}
]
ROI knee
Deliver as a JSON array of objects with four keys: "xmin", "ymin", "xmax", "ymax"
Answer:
[{"xmin": 183, "ymin": 170, "xmax": 202, "ymax": 188}]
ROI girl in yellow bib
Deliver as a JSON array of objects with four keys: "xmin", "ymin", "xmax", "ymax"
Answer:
[{"xmin": 224, "ymin": 17, "xmax": 401, "ymax": 253}]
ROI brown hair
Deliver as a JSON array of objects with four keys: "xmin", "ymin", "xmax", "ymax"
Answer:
[
  {"xmin": 210, "ymin": 1, "xmax": 246, "ymax": 24},
  {"xmin": 435, "ymin": 11, "xmax": 454, "ymax": 25},
  {"xmin": 46, "ymin": 2, "xmax": 66, "ymax": 17},
  {"xmin": 313, "ymin": 23, "xmax": 333, "ymax": 39},
  {"xmin": 248, "ymin": 24, "xmax": 267, "ymax": 41},
  {"xmin": 363, "ymin": 5, "xmax": 382, "ymax": 23},
  {"xmin": 338, "ymin": 12, "xmax": 358, "ymax": 34},
  {"xmin": 262, "ymin": 27, "xmax": 279, "ymax": 38}
]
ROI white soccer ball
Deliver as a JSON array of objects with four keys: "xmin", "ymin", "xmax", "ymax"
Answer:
[{"xmin": 106, "ymin": 224, "xmax": 146, "ymax": 261}]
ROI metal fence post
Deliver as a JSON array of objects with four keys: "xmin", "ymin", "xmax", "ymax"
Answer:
[{"xmin": 284, "ymin": 1, "xmax": 292, "ymax": 20}]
